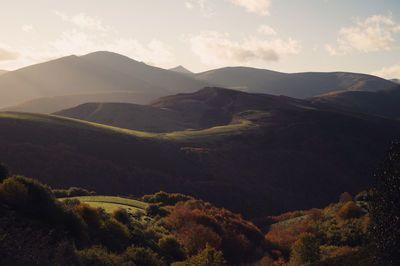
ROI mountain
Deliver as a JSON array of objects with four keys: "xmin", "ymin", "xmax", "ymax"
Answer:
[
  {"xmin": 169, "ymin": 65, "xmax": 193, "ymax": 75},
  {"xmin": 309, "ymin": 85, "xmax": 400, "ymax": 119},
  {"xmin": 2, "ymin": 87, "xmax": 400, "ymax": 219},
  {"xmin": 194, "ymin": 67, "xmax": 395, "ymax": 98},
  {"xmin": 390, "ymin": 78, "xmax": 400, "ymax": 84},
  {"xmin": 55, "ymin": 102, "xmax": 193, "ymax": 132},
  {"xmin": 0, "ymin": 91, "xmax": 159, "ymax": 114},
  {"xmin": 0, "ymin": 70, "xmax": 7, "ymax": 75},
  {"xmin": 0, "ymin": 51, "xmax": 208, "ymax": 108}
]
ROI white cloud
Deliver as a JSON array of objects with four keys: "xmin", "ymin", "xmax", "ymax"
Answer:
[
  {"xmin": 184, "ymin": 0, "xmax": 214, "ymax": 17},
  {"xmin": 188, "ymin": 31, "xmax": 300, "ymax": 66},
  {"xmin": 372, "ymin": 65, "xmax": 400, "ymax": 79},
  {"xmin": 257, "ymin": 25, "xmax": 277, "ymax": 35},
  {"xmin": 185, "ymin": 2, "xmax": 194, "ymax": 9},
  {"xmin": 21, "ymin": 24, "xmax": 34, "ymax": 33},
  {"xmin": 55, "ymin": 11, "xmax": 107, "ymax": 31},
  {"xmin": 326, "ymin": 14, "xmax": 399, "ymax": 55},
  {"xmin": 229, "ymin": 0, "xmax": 271, "ymax": 16},
  {"xmin": 48, "ymin": 29, "xmax": 175, "ymax": 66}
]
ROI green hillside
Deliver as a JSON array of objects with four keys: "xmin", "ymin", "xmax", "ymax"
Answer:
[
  {"xmin": 1, "ymin": 88, "xmax": 400, "ymax": 219},
  {"xmin": 60, "ymin": 196, "xmax": 148, "ymax": 214}
]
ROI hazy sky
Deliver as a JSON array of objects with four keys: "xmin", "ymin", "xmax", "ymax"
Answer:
[{"xmin": 0, "ymin": 0, "xmax": 399, "ymax": 78}]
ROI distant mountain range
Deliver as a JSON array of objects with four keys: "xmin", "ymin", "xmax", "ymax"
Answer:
[
  {"xmin": 0, "ymin": 70, "xmax": 7, "ymax": 75},
  {"xmin": 0, "ymin": 51, "xmax": 396, "ymax": 113},
  {"xmin": 390, "ymin": 78, "xmax": 400, "ymax": 84},
  {"xmin": 3, "ymin": 87, "xmax": 399, "ymax": 218},
  {"xmin": 0, "ymin": 51, "xmax": 209, "ymax": 109},
  {"xmin": 310, "ymin": 85, "xmax": 400, "ymax": 119},
  {"xmin": 169, "ymin": 65, "xmax": 193, "ymax": 75},
  {"xmin": 194, "ymin": 67, "xmax": 395, "ymax": 98}
]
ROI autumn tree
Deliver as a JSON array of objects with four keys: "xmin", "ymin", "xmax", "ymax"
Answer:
[{"xmin": 290, "ymin": 233, "xmax": 320, "ymax": 265}]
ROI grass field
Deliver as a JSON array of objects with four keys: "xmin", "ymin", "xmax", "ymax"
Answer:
[
  {"xmin": 60, "ymin": 196, "xmax": 148, "ymax": 214},
  {"xmin": 0, "ymin": 112, "xmax": 260, "ymax": 143}
]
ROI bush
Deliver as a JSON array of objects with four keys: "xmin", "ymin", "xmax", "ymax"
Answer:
[
  {"xmin": 101, "ymin": 218, "xmax": 130, "ymax": 252},
  {"xmin": 76, "ymin": 246, "xmax": 122, "ymax": 266},
  {"xmin": 336, "ymin": 202, "xmax": 364, "ymax": 220},
  {"xmin": 339, "ymin": 192, "xmax": 353, "ymax": 203},
  {"xmin": 158, "ymin": 235, "xmax": 186, "ymax": 261},
  {"xmin": 112, "ymin": 208, "xmax": 130, "ymax": 225},
  {"xmin": 173, "ymin": 244, "xmax": 226, "ymax": 266},
  {"xmin": 290, "ymin": 233, "xmax": 321, "ymax": 265},
  {"xmin": 124, "ymin": 245, "xmax": 165, "ymax": 266},
  {"xmin": 53, "ymin": 186, "xmax": 96, "ymax": 198},
  {"xmin": 142, "ymin": 191, "xmax": 193, "ymax": 206},
  {"xmin": 0, "ymin": 177, "xmax": 29, "ymax": 207},
  {"xmin": 354, "ymin": 190, "xmax": 373, "ymax": 202}
]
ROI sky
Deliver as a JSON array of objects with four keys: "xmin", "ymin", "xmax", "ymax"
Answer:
[{"xmin": 0, "ymin": 0, "xmax": 399, "ymax": 78}]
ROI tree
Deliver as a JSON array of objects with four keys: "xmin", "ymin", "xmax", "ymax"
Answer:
[
  {"xmin": 173, "ymin": 244, "xmax": 227, "ymax": 266},
  {"xmin": 339, "ymin": 192, "xmax": 353, "ymax": 203},
  {"xmin": 370, "ymin": 141, "xmax": 400, "ymax": 266},
  {"xmin": 290, "ymin": 233, "xmax": 320, "ymax": 265}
]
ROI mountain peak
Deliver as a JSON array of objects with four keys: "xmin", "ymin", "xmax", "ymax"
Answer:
[{"xmin": 169, "ymin": 65, "xmax": 193, "ymax": 75}]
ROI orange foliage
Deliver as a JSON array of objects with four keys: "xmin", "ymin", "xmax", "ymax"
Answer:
[
  {"xmin": 265, "ymin": 218, "xmax": 314, "ymax": 253},
  {"xmin": 164, "ymin": 199, "xmax": 267, "ymax": 264}
]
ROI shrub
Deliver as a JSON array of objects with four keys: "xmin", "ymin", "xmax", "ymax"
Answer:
[
  {"xmin": 53, "ymin": 186, "xmax": 96, "ymax": 198},
  {"xmin": 124, "ymin": 245, "xmax": 165, "ymax": 266},
  {"xmin": 336, "ymin": 202, "xmax": 364, "ymax": 220},
  {"xmin": 339, "ymin": 192, "xmax": 353, "ymax": 203},
  {"xmin": 354, "ymin": 190, "xmax": 373, "ymax": 202},
  {"xmin": 158, "ymin": 235, "xmax": 186, "ymax": 261},
  {"xmin": 173, "ymin": 244, "xmax": 227, "ymax": 266},
  {"xmin": 0, "ymin": 177, "xmax": 29, "ymax": 207},
  {"xmin": 142, "ymin": 191, "xmax": 193, "ymax": 206},
  {"xmin": 101, "ymin": 218, "xmax": 131, "ymax": 252},
  {"xmin": 74, "ymin": 203, "xmax": 103, "ymax": 230},
  {"xmin": 76, "ymin": 246, "xmax": 121, "ymax": 266},
  {"xmin": 112, "ymin": 208, "xmax": 130, "ymax": 225},
  {"xmin": 290, "ymin": 233, "xmax": 321, "ymax": 265}
]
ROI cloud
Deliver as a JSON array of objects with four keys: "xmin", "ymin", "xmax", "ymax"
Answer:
[
  {"xmin": 49, "ymin": 29, "xmax": 175, "ymax": 66},
  {"xmin": 188, "ymin": 31, "xmax": 300, "ymax": 66},
  {"xmin": 55, "ymin": 11, "xmax": 107, "ymax": 31},
  {"xmin": 372, "ymin": 65, "xmax": 400, "ymax": 79},
  {"xmin": 21, "ymin": 24, "xmax": 34, "ymax": 33},
  {"xmin": 326, "ymin": 14, "xmax": 399, "ymax": 55},
  {"xmin": 184, "ymin": 0, "xmax": 214, "ymax": 17},
  {"xmin": 257, "ymin": 25, "xmax": 277, "ymax": 35},
  {"xmin": 0, "ymin": 46, "xmax": 19, "ymax": 62},
  {"xmin": 229, "ymin": 0, "xmax": 271, "ymax": 16},
  {"xmin": 185, "ymin": 2, "xmax": 194, "ymax": 9}
]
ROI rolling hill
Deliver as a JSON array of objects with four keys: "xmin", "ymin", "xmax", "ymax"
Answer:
[
  {"xmin": 1, "ymin": 51, "xmax": 396, "ymax": 113},
  {"xmin": 309, "ymin": 85, "xmax": 400, "ymax": 119},
  {"xmin": 55, "ymin": 102, "xmax": 193, "ymax": 132},
  {"xmin": 0, "ymin": 90, "xmax": 160, "ymax": 114},
  {"xmin": 194, "ymin": 67, "xmax": 395, "ymax": 98},
  {"xmin": 1, "ymin": 87, "xmax": 400, "ymax": 219},
  {"xmin": 0, "ymin": 51, "xmax": 208, "ymax": 109}
]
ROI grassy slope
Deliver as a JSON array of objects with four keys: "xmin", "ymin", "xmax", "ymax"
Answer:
[
  {"xmin": 60, "ymin": 196, "xmax": 148, "ymax": 214},
  {"xmin": 1, "ymin": 105, "xmax": 399, "ymax": 219}
]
